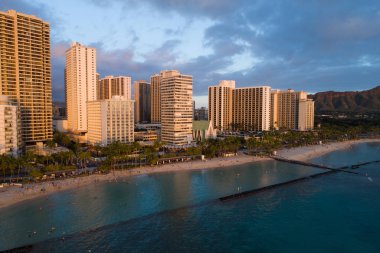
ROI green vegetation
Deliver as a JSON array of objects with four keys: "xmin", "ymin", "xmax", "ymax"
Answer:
[{"xmin": 1, "ymin": 119, "xmax": 379, "ymax": 183}]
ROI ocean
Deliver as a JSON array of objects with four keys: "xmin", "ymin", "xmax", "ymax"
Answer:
[{"xmin": 1, "ymin": 141, "xmax": 379, "ymax": 252}]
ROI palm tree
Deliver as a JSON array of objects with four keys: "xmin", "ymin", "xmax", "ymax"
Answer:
[{"xmin": 77, "ymin": 151, "xmax": 91, "ymax": 168}]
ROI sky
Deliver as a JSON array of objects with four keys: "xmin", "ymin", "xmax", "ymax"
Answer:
[{"xmin": 1, "ymin": 0, "xmax": 380, "ymax": 107}]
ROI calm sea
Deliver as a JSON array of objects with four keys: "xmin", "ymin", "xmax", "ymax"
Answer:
[{"xmin": 1, "ymin": 141, "xmax": 380, "ymax": 252}]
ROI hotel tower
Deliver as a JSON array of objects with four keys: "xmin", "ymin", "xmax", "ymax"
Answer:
[
  {"xmin": 134, "ymin": 80, "xmax": 151, "ymax": 123},
  {"xmin": 97, "ymin": 75, "xmax": 131, "ymax": 100},
  {"xmin": 0, "ymin": 10, "xmax": 53, "ymax": 147},
  {"xmin": 208, "ymin": 80, "xmax": 235, "ymax": 131},
  {"xmin": 65, "ymin": 42, "xmax": 97, "ymax": 133},
  {"xmin": 160, "ymin": 70, "xmax": 193, "ymax": 146},
  {"xmin": 271, "ymin": 89, "xmax": 314, "ymax": 131},
  {"xmin": 150, "ymin": 74, "xmax": 161, "ymax": 123},
  {"xmin": 208, "ymin": 81, "xmax": 271, "ymax": 132}
]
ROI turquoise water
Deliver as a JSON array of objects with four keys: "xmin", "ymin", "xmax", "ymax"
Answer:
[{"xmin": 1, "ymin": 141, "xmax": 380, "ymax": 252}]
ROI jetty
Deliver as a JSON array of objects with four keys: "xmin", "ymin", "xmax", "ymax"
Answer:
[{"xmin": 220, "ymin": 157, "xmax": 380, "ymax": 202}]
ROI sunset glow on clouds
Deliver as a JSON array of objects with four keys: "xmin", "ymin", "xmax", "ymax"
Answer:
[{"xmin": 2, "ymin": 0, "xmax": 380, "ymax": 105}]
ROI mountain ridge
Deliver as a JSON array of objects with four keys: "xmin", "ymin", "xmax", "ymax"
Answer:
[{"xmin": 310, "ymin": 86, "xmax": 380, "ymax": 113}]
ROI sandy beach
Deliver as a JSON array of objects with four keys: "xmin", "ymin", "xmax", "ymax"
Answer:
[
  {"xmin": 276, "ymin": 138, "xmax": 380, "ymax": 161},
  {"xmin": 1, "ymin": 138, "xmax": 379, "ymax": 209}
]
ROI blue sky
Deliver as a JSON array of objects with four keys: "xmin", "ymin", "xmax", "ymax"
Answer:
[{"xmin": 1, "ymin": 0, "xmax": 380, "ymax": 107}]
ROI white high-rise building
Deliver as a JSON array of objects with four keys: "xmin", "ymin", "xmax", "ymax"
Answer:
[
  {"xmin": 65, "ymin": 42, "xmax": 97, "ymax": 133},
  {"xmin": 87, "ymin": 96, "xmax": 134, "ymax": 146},
  {"xmin": 160, "ymin": 70, "xmax": 193, "ymax": 146},
  {"xmin": 0, "ymin": 95, "xmax": 21, "ymax": 156}
]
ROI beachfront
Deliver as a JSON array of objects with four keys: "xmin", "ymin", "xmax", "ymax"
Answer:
[{"xmin": 0, "ymin": 138, "xmax": 379, "ymax": 209}]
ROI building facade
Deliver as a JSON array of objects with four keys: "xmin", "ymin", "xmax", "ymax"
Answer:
[
  {"xmin": 160, "ymin": 70, "xmax": 193, "ymax": 146},
  {"xmin": 98, "ymin": 75, "xmax": 131, "ymax": 100},
  {"xmin": 150, "ymin": 74, "xmax": 161, "ymax": 123},
  {"xmin": 87, "ymin": 96, "xmax": 134, "ymax": 146},
  {"xmin": 232, "ymin": 86, "xmax": 271, "ymax": 131},
  {"xmin": 0, "ymin": 96, "xmax": 21, "ymax": 156},
  {"xmin": 0, "ymin": 10, "xmax": 53, "ymax": 147},
  {"xmin": 298, "ymin": 99, "xmax": 315, "ymax": 131},
  {"xmin": 208, "ymin": 81, "xmax": 270, "ymax": 132},
  {"xmin": 65, "ymin": 42, "xmax": 97, "ymax": 133},
  {"xmin": 134, "ymin": 80, "xmax": 151, "ymax": 123},
  {"xmin": 208, "ymin": 80, "xmax": 235, "ymax": 131},
  {"xmin": 194, "ymin": 107, "xmax": 208, "ymax": 121},
  {"xmin": 271, "ymin": 89, "xmax": 314, "ymax": 130}
]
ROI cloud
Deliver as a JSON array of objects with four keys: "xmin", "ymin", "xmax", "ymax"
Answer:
[{"xmin": 3, "ymin": 0, "xmax": 380, "ymax": 102}]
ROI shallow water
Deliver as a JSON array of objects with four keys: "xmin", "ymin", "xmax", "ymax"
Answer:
[{"xmin": 1, "ymin": 141, "xmax": 380, "ymax": 252}]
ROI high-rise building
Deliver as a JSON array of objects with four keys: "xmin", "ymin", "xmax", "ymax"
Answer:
[
  {"xmin": 232, "ymin": 86, "xmax": 271, "ymax": 131},
  {"xmin": 87, "ymin": 96, "xmax": 134, "ymax": 145},
  {"xmin": 65, "ymin": 42, "xmax": 97, "ymax": 133},
  {"xmin": 150, "ymin": 74, "xmax": 161, "ymax": 123},
  {"xmin": 298, "ymin": 99, "xmax": 314, "ymax": 131},
  {"xmin": 208, "ymin": 81, "xmax": 271, "ymax": 132},
  {"xmin": 98, "ymin": 75, "xmax": 131, "ymax": 100},
  {"xmin": 160, "ymin": 70, "xmax": 193, "ymax": 146},
  {"xmin": 0, "ymin": 10, "xmax": 53, "ymax": 147},
  {"xmin": 208, "ymin": 80, "xmax": 235, "ymax": 131},
  {"xmin": 0, "ymin": 95, "xmax": 21, "ymax": 156},
  {"xmin": 271, "ymin": 89, "xmax": 313, "ymax": 130},
  {"xmin": 134, "ymin": 80, "xmax": 151, "ymax": 123}
]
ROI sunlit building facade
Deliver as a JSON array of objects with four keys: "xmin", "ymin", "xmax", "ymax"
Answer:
[
  {"xmin": 208, "ymin": 80, "xmax": 235, "ymax": 131},
  {"xmin": 0, "ymin": 10, "xmax": 53, "ymax": 147},
  {"xmin": 87, "ymin": 96, "xmax": 134, "ymax": 146},
  {"xmin": 160, "ymin": 70, "xmax": 193, "ymax": 146},
  {"xmin": 232, "ymin": 86, "xmax": 271, "ymax": 131},
  {"xmin": 208, "ymin": 81, "xmax": 271, "ymax": 132},
  {"xmin": 271, "ymin": 89, "xmax": 314, "ymax": 130},
  {"xmin": 98, "ymin": 75, "xmax": 131, "ymax": 100},
  {"xmin": 65, "ymin": 42, "xmax": 97, "ymax": 133},
  {"xmin": 0, "ymin": 96, "xmax": 21, "ymax": 156}
]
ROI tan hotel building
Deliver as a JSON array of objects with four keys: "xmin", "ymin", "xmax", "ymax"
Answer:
[
  {"xmin": 271, "ymin": 89, "xmax": 314, "ymax": 131},
  {"xmin": 0, "ymin": 10, "xmax": 53, "ymax": 147},
  {"xmin": 208, "ymin": 81, "xmax": 271, "ymax": 132},
  {"xmin": 98, "ymin": 75, "xmax": 131, "ymax": 100},
  {"xmin": 298, "ymin": 98, "xmax": 314, "ymax": 131},
  {"xmin": 208, "ymin": 80, "xmax": 235, "ymax": 131},
  {"xmin": 232, "ymin": 86, "xmax": 271, "ymax": 131},
  {"xmin": 160, "ymin": 70, "xmax": 193, "ymax": 146}
]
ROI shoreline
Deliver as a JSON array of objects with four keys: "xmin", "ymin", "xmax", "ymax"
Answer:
[
  {"xmin": 1, "ymin": 138, "xmax": 379, "ymax": 209},
  {"xmin": 276, "ymin": 138, "xmax": 380, "ymax": 161}
]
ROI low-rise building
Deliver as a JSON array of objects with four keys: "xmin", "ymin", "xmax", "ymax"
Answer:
[
  {"xmin": 134, "ymin": 131, "xmax": 158, "ymax": 142},
  {"xmin": 0, "ymin": 95, "xmax": 21, "ymax": 156}
]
